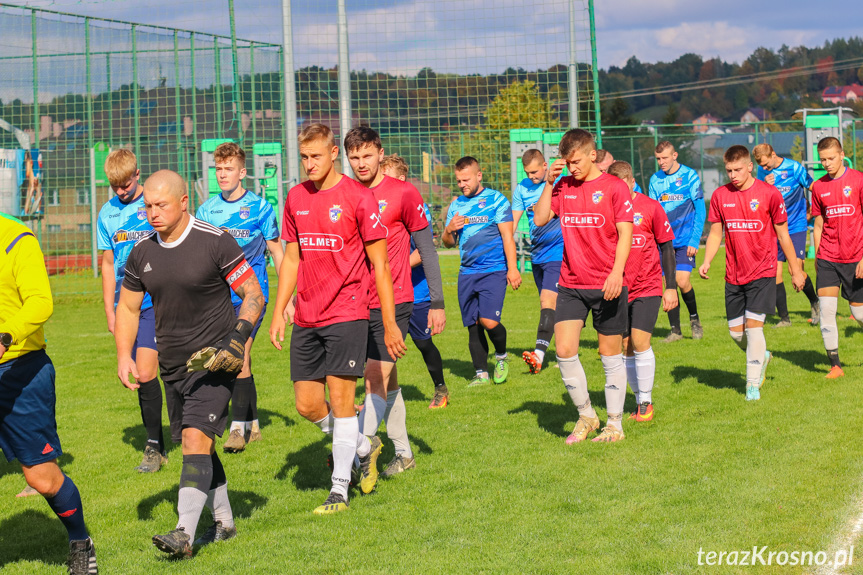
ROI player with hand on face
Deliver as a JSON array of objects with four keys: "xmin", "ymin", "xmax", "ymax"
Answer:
[
  {"xmin": 533, "ymin": 129, "xmax": 634, "ymax": 444},
  {"xmin": 753, "ymin": 143, "xmax": 819, "ymax": 327},
  {"xmin": 443, "ymin": 157, "xmax": 521, "ymax": 387},
  {"xmin": 809, "ymin": 137, "xmax": 863, "ymax": 378},
  {"xmin": 381, "ymin": 154, "xmax": 450, "ymax": 409},
  {"xmin": 270, "ymin": 124, "xmax": 405, "ymax": 514},
  {"xmin": 116, "ymin": 170, "xmax": 264, "ymax": 557},
  {"xmin": 345, "ymin": 127, "xmax": 445, "ymax": 479},
  {"xmin": 649, "ymin": 142, "xmax": 706, "ymax": 341},
  {"xmin": 511, "ymin": 149, "xmax": 564, "ymax": 374},
  {"xmin": 196, "ymin": 142, "xmax": 284, "ymax": 453},
  {"xmin": 97, "ymin": 149, "xmax": 175, "ymax": 473},
  {"xmin": 699, "ymin": 146, "xmax": 805, "ymax": 401},
  {"xmin": 607, "ymin": 161, "xmax": 678, "ymax": 422}
]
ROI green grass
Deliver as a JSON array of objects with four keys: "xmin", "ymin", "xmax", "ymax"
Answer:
[{"xmin": 4, "ymin": 252, "xmax": 863, "ymax": 574}]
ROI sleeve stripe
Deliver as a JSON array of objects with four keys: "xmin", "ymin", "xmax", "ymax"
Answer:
[
  {"xmin": 220, "ymin": 253, "xmax": 244, "ymax": 270},
  {"xmin": 6, "ymin": 232, "xmax": 34, "ymax": 254},
  {"xmin": 227, "ymin": 259, "xmax": 254, "ymax": 289}
]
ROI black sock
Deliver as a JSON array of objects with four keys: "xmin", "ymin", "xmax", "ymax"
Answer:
[
  {"xmin": 535, "ymin": 308, "xmax": 555, "ymax": 353},
  {"xmin": 681, "ymin": 288, "xmax": 699, "ymax": 320},
  {"xmin": 668, "ymin": 303, "xmax": 682, "ymax": 332},
  {"xmin": 232, "ymin": 377, "xmax": 252, "ymax": 423},
  {"xmin": 827, "ymin": 349, "xmax": 841, "ymax": 368},
  {"xmin": 467, "ymin": 324, "xmax": 488, "ymax": 372},
  {"xmin": 248, "ymin": 376, "xmax": 258, "ymax": 422},
  {"xmin": 210, "ymin": 452, "xmax": 227, "ymax": 490},
  {"xmin": 414, "ymin": 337, "xmax": 445, "ymax": 388},
  {"xmin": 137, "ymin": 378, "xmax": 164, "ymax": 452},
  {"xmin": 180, "ymin": 454, "xmax": 214, "ymax": 491},
  {"xmin": 803, "ymin": 276, "xmax": 818, "ymax": 304},
  {"xmin": 775, "ymin": 282, "xmax": 789, "ymax": 320},
  {"xmin": 45, "ymin": 475, "xmax": 89, "ymax": 541},
  {"xmin": 485, "ymin": 323, "xmax": 507, "ymax": 356},
  {"xmin": 478, "ymin": 325, "xmax": 489, "ymax": 356}
]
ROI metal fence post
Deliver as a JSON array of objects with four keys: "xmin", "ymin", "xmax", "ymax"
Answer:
[
  {"xmin": 337, "ymin": 0, "xmax": 352, "ymax": 177},
  {"xmin": 567, "ymin": 0, "xmax": 578, "ymax": 129},
  {"xmin": 281, "ymin": 0, "xmax": 300, "ymax": 195}
]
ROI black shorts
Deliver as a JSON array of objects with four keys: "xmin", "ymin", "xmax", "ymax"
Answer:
[
  {"xmin": 626, "ymin": 296, "xmax": 662, "ymax": 336},
  {"xmin": 163, "ymin": 382, "xmax": 185, "ymax": 444},
  {"xmin": 725, "ymin": 277, "xmax": 775, "ymax": 320},
  {"xmin": 816, "ymin": 259, "xmax": 863, "ymax": 303},
  {"xmin": 290, "ymin": 320, "xmax": 368, "ymax": 381},
  {"xmin": 165, "ymin": 370, "xmax": 235, "ymax": 440},
  {"xmin": 367, "ymin": 303, "xmax": 413, "ymax": 362},
  {"xmin": 408, "ymin": 302, "xmax": 433, "ymax": 341},
  {"xmin": 556, "ymin": 286, "xmax": 628, "ymax": 336}
]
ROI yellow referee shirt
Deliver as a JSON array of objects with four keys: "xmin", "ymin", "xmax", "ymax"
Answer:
[{"xmin": 0, "ymin": 213, "xmax": 53, "ymax": 364}]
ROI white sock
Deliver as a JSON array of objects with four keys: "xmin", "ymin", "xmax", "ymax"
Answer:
[
  {"xmin": 729, "ymin": 329, "xmax": 746, "ymax": 351},
  {"xmin": 601, "ymin": 354, "xmax": 626, "ymax": 430},
  {"xmin": 634, "ymin": 347, "xmax": 655, "ymax": 405},
  {"xmin": 313, "ymin": 411, "xmax": 334, "ymax": 435},
  {"xmin": 384, "ymin": 389, "xmax": 413, "ymax": 458},
  {"xmin": 534, "ymin": 349, "xmax": 546, "ymax": 364},
  {"xmin": 624, "ymin": 355, "xmax": 638, "ymax": 397},
  {"xmin": 557, "ymin": 354, "xmax": 596, "ymax": 419},
  {"xmin": 210, "ymin": 483, "xmax": 234, "ymax": 528},
  {"xmin": 230, "ymin": 421, "xmax": 245, "ymax": 433},
  {"xmin": 745, "ymin": 327, "xmax": 766, "ymax": 387},
  {"xmin": 251, "ymin": 419, "xmax": 260, "ymax": 432},
  {"xmin": 495, "ymin": 352, "xmax": 507, "ymax": 360},
  {"xmin": 359, "ymin": 393, "xmax": 387, "ymax": 437},
  {"xmin": 355, "ymin": 433, "xmax": 371, "ymax": 458},
  {"xmin": 850, "ymin": 304, "xmax": 863, "ymax": 327},
  {"xmin": 331, "ymin": 416, "xmax": 358, "ymax": 499},
  {"xmin": 820, "ymin": 296, "xmax": 839, "ymax": 351}
]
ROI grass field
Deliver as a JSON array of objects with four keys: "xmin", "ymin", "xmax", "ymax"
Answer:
[{"xmin": 3, "ymin": 252, "xmax": 863, "ymax": 574}]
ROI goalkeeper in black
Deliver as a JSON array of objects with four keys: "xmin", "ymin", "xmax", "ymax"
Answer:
[{"xmin": 115, "ymin": 170, "xmax": 264, "ymax": 559}]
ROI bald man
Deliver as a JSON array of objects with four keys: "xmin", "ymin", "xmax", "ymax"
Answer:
[{"xmin": 116, "ymin": 170, "xmax": 264, "ymax": 558}]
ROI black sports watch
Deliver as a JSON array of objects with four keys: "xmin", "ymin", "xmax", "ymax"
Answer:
[{"xmin": 0, "ymin": 333, "xmax": 12, "ymax": 348}]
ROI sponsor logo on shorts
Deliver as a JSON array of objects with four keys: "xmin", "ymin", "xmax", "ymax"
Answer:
[
  {"xmin": 349, "ymin": 360, "xmax": 356, "ymax": 368},
  {"xmin": 562, "ymin": 213, "xmax": 605, "ymax": 228},
  {"xmin": 632, "ymin": 234, "xmax": 646, "ymax": 248},
  {"xmin": 208, "ymin": 414, "xmax": 216, "ymax": 422},
  {"xmin": 137, "ymin": 207, "xmax": 147, "ymax": 220},
  {"xmin": 240, "ymin": 206, "xmax": 251, "ymax": 219},
  {"xmin": 299, "ymin": 233, "xmax": 344, "ymax": 251},
  {"xmin": 825, "ymin": 205, "xmax": 856, "ymax": 218},
  {"xmin": 726, "ymin": 219, "xmax": 764, "ymax": 232},
  {"xmin": 592, "ymin": 191, "xmax": 604, "ymax": 204},
  {"xmin": 113, "ymin": 229, "xmax": 152, "ymax": 243},
  {"xmin": 329, "ymin": 205, "xmax": 343, "ymax": 223},
  {"xmin": 464, "ymin": 216, "xmax": 489, "ymax": 224},
  {"xmin": 844, "ymin": 186, "xmax": 852, "ymax": 198},
  {"xmin": 495, "ymin": 310, "xmax": 500, "ymax": 316},
  {"xmin": 750, "ymin": 199, "xmax": 760, "ymax": 212},
  {"xmin": 42, "ymin": 443, "xmax": 53, "ymax": 455}
]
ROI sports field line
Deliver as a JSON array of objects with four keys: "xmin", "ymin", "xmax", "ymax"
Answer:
[{"xmin": 815, "ymin": 488, "xmax": 863, "ymax": 575}]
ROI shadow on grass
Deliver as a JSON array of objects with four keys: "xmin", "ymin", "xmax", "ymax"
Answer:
[
  {"xmin": 274, "ymin": 438, "xmax": 331, "ymax": 491},
  {"xmin": 0, "ymin": 452, "xmax": 75, "ymax": 483},
  {"xmin": 246, "ymin": 408, "xmax": 296, "ymax": 430},
  {"xmin": 845, "ymin": 325, "xmax": 862, "ymax": 338},
  {"xmin": 398, "ymin": 384, "xmax": 428, "ymax": 402},
  {"xmin": 442, "ymin": 358, "xmax": 478, "ymax": 380},
  {"xmin": 137, "ymin": 487, "xmax": 267, "ymax": 521},
  {"xmin": 671, "ymin": 365, "xmax": 745, "ymax": 394},
  {"xmin": 772, "ymin": 349, "xmax": 826, "ymax": 373},
  {"xmin": 509, "ymin": 391, "xmax": 639, "ymax": 437},
  {"xmin": 123, "ymin": 424, "xmax": 181, "ymax": 453},
  {"xmin": 0, "ymin": 509, "xmax": 67, "ymax": 569}
]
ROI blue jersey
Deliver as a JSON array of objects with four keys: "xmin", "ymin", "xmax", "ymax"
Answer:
[
  {"xmin": 756, "ymin": 157, "xmax": 812, "ymax": 234},
  {"xmin": 633, "ymin": 181, "xmax": 643, "ymax": 194},
  {"xmin": 512, "ymin": 177, "xmax": 564, "ymax": 264},
  {"xmin": 196, "ymin": 190, "xmax": 279, "ymax": 305},
  {"xmin": 446, "ymin": 188, "xmax": 512, "ymax": 274},
  {"xmin": 648, "ymin": 164, "xmax": 706, "ymax": 249},
  {"xmin": 97, "ymin": 192, "xmax": 154, "ymax": 310},
  {"xmin": 411, "ymin": 204, "xmax": 433, "ymax": 304}
]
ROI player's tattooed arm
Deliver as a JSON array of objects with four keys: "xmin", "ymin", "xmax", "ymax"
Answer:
[{"xmin": 234, "ymin": 274, "xmax": 265, "ymax": 327}]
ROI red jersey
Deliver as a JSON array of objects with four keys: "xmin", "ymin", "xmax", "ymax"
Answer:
[
  {"xmin": 708, "ymin": 179, "xmax": 787, "ymax": 285},
  {"xmin": 811, "ymin": 167, "xmax": 863, "ymax": 264},
  {"xmin": 368, "ymin": 175, "xmax": 429, "ymax": 308},
  {"xmin": 550, "ymin": 172, "xmax": 634, "ymax": 290},
  {"xmin": 624, "ymin": 193, "xmax": 675, "ymax": 301},
  {"xmin": 282, "ymin": 176, "xmax": 387, "ymax": 327}
]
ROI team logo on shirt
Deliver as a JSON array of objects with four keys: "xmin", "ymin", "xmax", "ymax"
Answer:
[
  {"xmin": 329, "ymin": 205, "xmax": 343, "ymax": 223},
  {"xmin": 592, "ymin": 191, "xmax": 604, "ymax": 204},
  {"xmin": 240, "ymin": 206, "xmax": 251, "ymax": 219},
  {"xmin": 675, "ymin": 177, "xmax": 683, "ymax": 187},
  {"xmin": 478, "ymin": 198, "xmax": 487, "ymax": 209},
  {"xmin": 378, "ymin": 199, "xmax": 388, "ymax": 214},
  {"xmin": 750, "ymin": 199, "xmax": 760, "ymax": 212},
  {"xmin": 137, "ymin": 207, "xmax": 147, "ymax": 220},
  {"xmin": 633, "ymin": 212, "xmax": 643, "ymax": 226},
  {"xmin": 844, "ymin": 186, "xmax": 852, "ymax": 198},
  {"xmin": 781, "ymin": 171, "xmax": 788, "ymax": 179}
]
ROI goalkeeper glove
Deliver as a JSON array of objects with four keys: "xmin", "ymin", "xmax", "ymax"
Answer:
[{"xmin": 186, "ymin": 319, "xmax": 253, "ymax": 374}]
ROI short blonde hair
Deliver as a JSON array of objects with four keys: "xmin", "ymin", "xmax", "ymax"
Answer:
[
  {"xmin": 752, "ymin": 144, "xmax": 775, "ymax": 161},
  {"xmin": 214, "ymin": 142, "xmax": 246, "ymax": 166},
  {"xmin": 655, "ymin": 141, "xmax": 675, "ymax": 154},
  {"xmin": 104, "ymin": 149, "xmax": 138, "ymax": 187},
  {"xmin": 299, "ymin": 123, "xmax": 336, "ymax": 148},
  {"xmin": 607, "ymin": 160, "xmax": 633, "ymax": 181},
  {"xmin": 558, "ymin": 129, "xmax": 596, "ymax": 159},
  {"xmin": 380, "ymin": 154, "xmax": 409, "ymax": 178}
]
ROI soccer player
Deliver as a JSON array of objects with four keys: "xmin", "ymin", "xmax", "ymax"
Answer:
[
  {"xmin": 269, "ymin": 123, "xmax": 406, "ymax": 514},
  {"xmin": 511, "ymin": 149, "xmax": 563, "ymax": 374},
  {"xmin": 649, "ymin": 141, "xmax": 706, "ymax": 341},
  {"xmin": 97, "ymin": 149, "xmax": 174, "ymax": 473},
  {"xmin": 699, "ymin": 146, "xmax": 805, "ymax": 400},
  {"xmin": 196, "ymin": 142, "xmax": 284, "ymax": 453},
  {"xmin": 116, "ymin": 170, "xmax": 265, "ymax": 557},
  {"xmin": 753, "ymin": 143, "xmax": 819, "ymax": 327},
  {"xmin": 607, "ymin": 161, "xmax": 678, "ymax": 422},
  {"xmin": 810, "ymin": 137, "xmax": 863, "ymax": 378},
  {"xmin": 381, "ymin": 154, "xmax": 450, "ymax": 409},
  {"xmin": 533, "ymin": 129, "xmax": 633, "ymax": 444},
  {"xmin": 0, "ymin": 214, "xmax": 98, "ymax": 574},
  {"xmin": 344, "ymin": 127, "xmax": 445, "ymax": 478},
  {"xmin": 595, "ymin": 149, "xmax": 615, "ymax": 173},
  {"xmin": 442, "ymin": 157, "xmax": 521, "ymax": 386}
]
